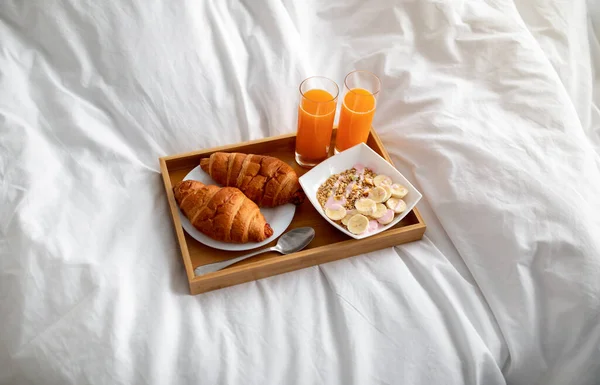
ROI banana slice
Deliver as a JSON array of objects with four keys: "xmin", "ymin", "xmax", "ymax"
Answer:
[
  {"xmin": 377, "ymin": 209, "xmax": 395, "ymax": 225},
  {"xmin": 347, "ymin": 214, "xmax": 369, "ymax": 234},
  {"xmin": 382, "ymin": 185, "xmax": 392, "ymax": 202},
  {"xmin": 325, "ymin": 204, "xmax": 347, "ymax": 221},
  {"xmin": 341, "ymin": 209, "xmax": 357, "ymax": 225},
  {"xmin": 355, "ymin": 198, "xmax": 376, "ymax": 216},
  {"xmin": 370, "ymin": 203, "xmax": 387, "ymax": 219},
  {"xmin": 390, "ymin": 183, "xmax": 408, "ymax": 199},
  {"xmin": 386, "ymin": 198, "xmax": 406, "ymax": 213},
  {"xmin": 367, "ymin": 187, "xmax": 387, "ymax": 203},
  {"xmin": 374, "ymin": 175, "xmax": 392, "ymax": 187}
]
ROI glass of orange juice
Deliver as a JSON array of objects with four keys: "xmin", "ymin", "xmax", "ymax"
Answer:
[
  {"xmin": 335, "ymin": 70, "xmax": 381, "ymax": 153},
  {"xmin": 295, "ymin": 76, "xmax": 339, "ymax": 168}
]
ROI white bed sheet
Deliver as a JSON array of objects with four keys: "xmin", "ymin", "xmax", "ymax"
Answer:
[{"xmin": 1, "ymin": 1, "xmax": 599, "ymax": 384}]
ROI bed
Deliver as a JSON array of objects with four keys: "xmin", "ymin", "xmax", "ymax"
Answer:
[{"xmin": 1, "ymin": 1, "xmax": 599, "ymax": 384}]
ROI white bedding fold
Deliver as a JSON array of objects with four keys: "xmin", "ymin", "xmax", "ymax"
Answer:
[{"xmin": 1, "ymin": 1, "xmax": 599, "ymax": 384}]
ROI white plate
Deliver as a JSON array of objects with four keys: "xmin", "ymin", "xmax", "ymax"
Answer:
[
  {"xmin": 178, "ymin": 166, "xmax": 296, "ymax": 251},
  {"xmin": 298, "ymin": 143, "xmax": 422, "ymax": 239}
]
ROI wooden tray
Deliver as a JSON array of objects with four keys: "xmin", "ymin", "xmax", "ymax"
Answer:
[{"xmin": 160, "ymin": 129, "xmax": 426, "ymax": 294}]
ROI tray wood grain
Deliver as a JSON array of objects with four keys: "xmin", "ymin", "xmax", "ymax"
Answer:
[{"xmin": 160, "ymin": 129, "xmax": 426, "ymax": 294}]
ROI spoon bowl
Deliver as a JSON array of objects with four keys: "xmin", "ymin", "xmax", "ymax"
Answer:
[{"xmin": 273, "ymin": 227, "xmax": 316, "ymax": 254}]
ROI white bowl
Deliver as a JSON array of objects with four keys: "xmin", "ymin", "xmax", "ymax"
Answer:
[{"xmin": 298, "ymin": 143, "xmax": 422, "ymax": 239}]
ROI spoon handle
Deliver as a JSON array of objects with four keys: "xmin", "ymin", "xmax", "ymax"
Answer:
[{"xmin": 194, "ymin": 246, "xmax": 278, "ymax": 276}]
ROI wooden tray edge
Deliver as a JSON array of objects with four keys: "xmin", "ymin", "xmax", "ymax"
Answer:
[
  {"xmin": 159, "ymin": 132, "xmax": 296, "ymax": 162},
  {"xmin": 369, "ymin": 128, "xmax": 426, "ymax": 228},
  {"xmin": 193, "ymin": 222, "xmax": 426, "ymax": 280},
  {"xmin": 189, "ymin": 222, "xmax": 426, "ymax": 294},
  {"xmin": 159, "ymin": 158, "xmax": 195, "ymax": 283}
]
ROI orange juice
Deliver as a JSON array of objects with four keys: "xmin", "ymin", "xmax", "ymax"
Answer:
[
  {"xmin": 335, "ymin": 88, "xmax": 376, "ymax": 152},
  {"xmin": 296, "ymin": 88, "xmax": 336, "ymax": 163}
]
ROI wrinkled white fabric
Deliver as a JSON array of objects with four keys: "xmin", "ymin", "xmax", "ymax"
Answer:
[{"xmin": 1, "ymin": 1, "xmax": 599, "ymax": 384}]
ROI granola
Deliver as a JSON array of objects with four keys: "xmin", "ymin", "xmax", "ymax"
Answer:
[
  {"xmin": 317, "ymin": 165, "xmax": 409, "ymax": 235},
  {"xmin": 317, "ymin": 166, "xmax": 377, "ymax": 211}
]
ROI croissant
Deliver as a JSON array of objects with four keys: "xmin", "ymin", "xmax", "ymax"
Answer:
[
  {"xmin": 200, "ymin": 152, "xmax": 305, "ymax": 207},
  {"xmin": 173, "ymin": 180, "xmax": 273, "ymax": 243}
]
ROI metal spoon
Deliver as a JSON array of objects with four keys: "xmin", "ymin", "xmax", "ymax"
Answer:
[{"xmin": 194, "ymin": 227, "xmax": 316, "ymax": 276}]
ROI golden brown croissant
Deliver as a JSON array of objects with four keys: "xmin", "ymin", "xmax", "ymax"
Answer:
[
  {"xmin": 173, "ymin": 180, "xmax": 273, "ymax": 243},
  {"xmin": 200, "ymin": 152, "xmax": 305, "ymax": 207}
]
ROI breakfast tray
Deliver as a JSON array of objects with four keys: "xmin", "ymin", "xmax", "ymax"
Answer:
[{"xmin": 160, "ymin": 129, "xmax": 426, "ymax": 294}]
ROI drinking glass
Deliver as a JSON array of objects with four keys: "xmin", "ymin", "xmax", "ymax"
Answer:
[
  {"xmin": 295, "ymin": 76, "xmax": 339, "ymax": 168},
  {"xmin": 335, "ymin": 70, "xmax": 381, "ymax": 153}
]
